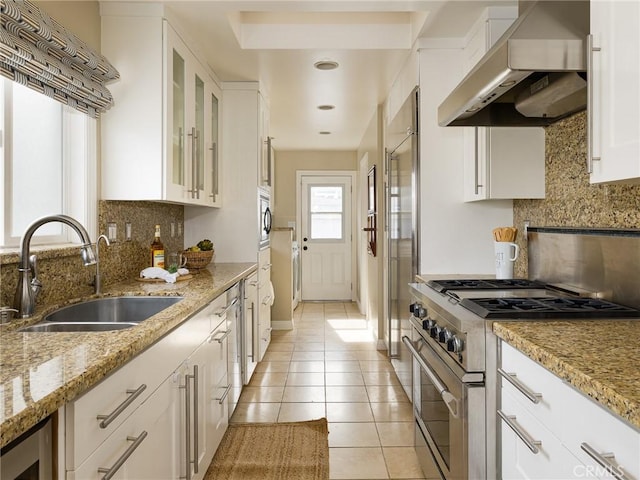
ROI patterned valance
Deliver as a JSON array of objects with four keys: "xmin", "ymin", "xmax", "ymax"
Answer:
[{"xmin": 0, "ymin": 0, "xmax": 119, "ymax": 117}]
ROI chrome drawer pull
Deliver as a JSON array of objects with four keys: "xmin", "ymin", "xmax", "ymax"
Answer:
[
  {"xmin": 216, "ymin": 384, "xmax": 232, "ymax": 404},
  {"xmin": 215, "ymin": 297, "xmax": 239, "ymax": 317},
  {"xmin": 498, "ymin": 368, "xmax": 542, "ymax": 404},
  {"xmin": 580, "ymin": 442, "xmax": 630, "ymax": 480},
  {"xmin": 261, "ymin": 295, "xmax": 272, "ymax": 306},
  {"xmin": 497, "ymin": 410, "xmax": 541, "ymax": 454},
  {"xmin": 97, "ymin": 384, "xmax": 147, "ymax": 429},
  {"xmin": 98, "ymin": 431, "xmax": 148, "ymax": 480},
  {"xmin": 211, "ymin": 329, "xmax": 231, "ymax": 343}
]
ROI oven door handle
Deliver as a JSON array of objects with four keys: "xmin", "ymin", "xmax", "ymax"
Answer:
[{"xmin": 402, "ymin": 335, "xmax": 459, "ymax": 418}]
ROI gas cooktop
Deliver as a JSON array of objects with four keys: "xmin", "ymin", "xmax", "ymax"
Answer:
[
  {"xmin": 460, "ymin": 296, "xmax": 640, "ymax": 319},
  {"xmin": 427, "ymin": 278, "xmax": 546, "ymax": 293}
]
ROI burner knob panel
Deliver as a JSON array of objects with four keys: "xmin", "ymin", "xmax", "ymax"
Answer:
[
  {"xmin": 438, "ymin": 328, "xmax": 453, "ymax": 343},
  {"xmin": 447, "ymin": 336, "xmax": 464, "ymax": 354}
]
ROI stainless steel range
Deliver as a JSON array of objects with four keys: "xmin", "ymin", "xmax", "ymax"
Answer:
[{"xmin": 407, "ymin": 276, "xmax": 640, "ymax": 480}]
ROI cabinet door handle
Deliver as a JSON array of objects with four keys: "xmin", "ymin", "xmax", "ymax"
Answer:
[
  {"xmin": 211, "ymin": 329, "xmax": 231, "ymax": 343},
  {"xmin": 262, "ymin": 295, "xmax": 272, "ymax": 306},
  {"xmin": 474, "ymin": 127, "xmax": 482, "ymax": 195},
  {"xmin": 97, "ymin": 384, "xmax": 147, "ymax": 429},
  {"xmin": 180, "ymin": 365, "xmax": 199, "ymax": 479},
  {"xmin": 98, "ymin": 431, "xmax": 148, "ymax": 480},
  {"xmin": 587, "ymin": 34, "xmax": 602, "ymax": 173},
  {"xmin": 215, "ymin": 384, "xmax": 232, "ymax": 404},
  {"xmin": 498, "ymin": 368, "xmax": 542, "ymax": 404},
  {"xmin": 497, "ymin": 410, "xmax": 541, "ymax": 454},
  {"xmin": 188, "ymin": 127, "xmax": 199, "ymax": 198},
  {"xmin": 209, "ymin": 141, "xmax": 218, "ymax": 200},
  {"xmin": 250, "ymin": 301, "xmax": 257, "ymax": 361},
  {"xmin": 261, "ymin": 263, "xmax": 272, "ymax": 271},
  {"xmin": 580, "ymin": 443, "xmax": 630, "ymax": 480},
  {"xmin": 215, "ymin": 297, "xmax": 239, "ymax": 317}
]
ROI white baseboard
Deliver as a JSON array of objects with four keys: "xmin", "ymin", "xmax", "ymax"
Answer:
[{"xmin": 271, "ymin": 319, "xmax": 294, "ymax": 330}]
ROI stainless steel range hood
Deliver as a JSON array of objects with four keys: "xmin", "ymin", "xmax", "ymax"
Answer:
[{"xmin": 438, "ymin": 1, "xmax": 589, "ymax": 127}]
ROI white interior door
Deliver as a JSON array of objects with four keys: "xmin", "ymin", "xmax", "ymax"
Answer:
[{"xmin": 300, "ymin": 175, "xmax": 353, "ymax": 301}]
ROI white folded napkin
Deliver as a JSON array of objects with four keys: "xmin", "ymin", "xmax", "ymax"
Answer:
[{"xmin": 140, "ymin": 267, "xmax": 178, "ymax": 284}]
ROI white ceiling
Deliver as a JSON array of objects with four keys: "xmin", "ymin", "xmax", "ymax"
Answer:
[{"xmin": 129, "ymin": 0, "xmax": 516, "ymax": 151}]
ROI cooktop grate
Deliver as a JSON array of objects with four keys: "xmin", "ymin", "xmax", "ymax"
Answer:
[
  {"xmin": 460, "ymin": 297, "xmax": 640, "ymax": 319},
  {"xmin": 427, "ymin": 279, "xmax": 546, "ymax": 293}
]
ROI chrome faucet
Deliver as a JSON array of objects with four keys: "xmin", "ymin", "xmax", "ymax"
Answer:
[
  {"xmin": 13, "ymin": 215, "xmax": 96, "ymax": 318},
  {"xmin": 93, "ymin": 234, "xmax": 111, "ymax": 295}
]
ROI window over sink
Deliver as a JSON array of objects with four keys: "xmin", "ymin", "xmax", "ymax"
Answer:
[{"xmin": 0, "ymin": 79, "xmax": 97, "ymax": 248}]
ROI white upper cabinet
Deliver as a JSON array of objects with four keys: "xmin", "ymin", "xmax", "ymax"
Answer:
[
  {"xmin": 462, "ymin": 8, "xmax": 545, "ymax": 202},
  {"xmin": 588, "ymin": 0, "xmax": 640, "ymax": 184},
  {"xmin": 258, "ymin": 93, "xmax": 272, "ymax": 191},
  {"xmin": 100, "ymin": 5, "xmax": 221, "ymax": 206}
]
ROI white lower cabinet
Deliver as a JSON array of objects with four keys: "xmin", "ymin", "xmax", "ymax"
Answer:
[
  {"xmin": 499, "ymin": 341, "xmax": 640, "ymax": 480},
  {"xmin": 258, "ymin": 248, "xmax": 272, "ymax": 361},
  {"xmin": 65, "ymin": 293, "xmax": 231, "ymax": 480},
  {"xmin": 243, "ymin": 272, "xmax": 259, "ymax": 384}
]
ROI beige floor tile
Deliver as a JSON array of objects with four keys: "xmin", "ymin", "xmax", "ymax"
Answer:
[
  {"xmin": 360, "ymin": 360, "xmax": 395, "ymax": 372},
  {"xmin": 376, "ymin": 422, "xmax": 415, "ymax": 446},
  {"xmin": 230, "ymin": 402, "xmax": 280, "ymax": 423},
  {"xmin": 325, "ymin": 360, "xmax": 362, "ymax": 373},
  {"xmin": 282, "ymin": 385, "xmax": 326, "ymax": 403},
  {"xmin": 354, "ymin": 350, "xmax": 388, "ymax": 361},
  {"xmin": 370, "ymin": 402, "xmax": 414, "ymax": 422},
  {"xmin": 326, "ymin": 403, "xmax": 374, "ymax": 423},
  {"xmin": 254, "ymin": 361, "xmax": 290, "ymax": 373},
  {"xmin": 238, "ymin": 386, "xmax": 284, "ymax": 403},
  {"xmin": 286, "ymin": 372, "xmax": 325, "ymax": 386},
  {"xmin": 362, "ymin": 371, "xmax": 402, "ymax": 386},
  {"xmin": 292, "ymin": 351, "xmax": 325, "ymax": 361},
  {"xmin": 383, "ymin": 447, "xmax": 427, "ymax": 479},
  {"xmin": 366, "ymin": 385, "xmax": 410, "ymax": 403},
  {"xmin": 262, "ymin": 350, "xmax": 293, "ymax": 362},
  {"xmin": 326, "ymin": 351, "xmax": 359, "ymax": 361},
  {"xmin": 266, "ymin": 342, "xmax": 295, "ymax": 352},
  {"xmin": 294, "ymin": 342, "xmax": 326, "ymax": 352},
  {"xmin": 328, "ymin": 422, "xmax": 380, "ymax": 447},
  {"xmin": 329, "ymin": 447, "xmax": 389, "ymax": 479},
  {"xmin": 326, "ymin": 385, "xmax": 369, "ymax": 403},
  {"xmin": 278, "ymin": 402, "xmax": 326, "ymax": 422},
  {"xmin": 248, "ymin": 371, "xmax": 288, "ymax": 387},
  {"xmin": 288, "ymin": 360, "xmax": 325, "ymax": 372},
  {"xmin": 325, "ymin": 371, "xmax": 365, "ymax": 386}
]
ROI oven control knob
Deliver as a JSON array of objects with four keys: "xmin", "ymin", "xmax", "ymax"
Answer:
[
  {"xmin": 447, "ymin": 336, "xmax": 464, "ymax": 353},
  {"xmin": 438, "ymin": 328, "xmax": 453, "ymax": 343},
  {"xmin": 429, "ymin": 325, "xmax": 441, "ymax": 339},
  {"xmin": 422, "ymin": 318, "xmax": 435, "ymax": 330},
  {"xmin": 410, "ymin": 303, "xmax": 426, "ymax": 318}
]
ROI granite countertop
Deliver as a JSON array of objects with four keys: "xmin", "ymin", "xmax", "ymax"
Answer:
[
  {"xmin": 0, "ymin": 262, "xmax": 256, "ymax": 448},
  {"xmin": 493, "ymin": 320, "xmax": 640, "ymax": 430}
]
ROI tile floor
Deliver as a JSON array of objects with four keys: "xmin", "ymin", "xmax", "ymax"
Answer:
[{"xmin": 230, "ymin": 301, "xmax": 427, "ymax": 480}]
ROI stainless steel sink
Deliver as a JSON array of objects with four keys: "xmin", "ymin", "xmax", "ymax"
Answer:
[{"xmin": 19, "ymin": 296, "xmax": 183, "ymax": 333}]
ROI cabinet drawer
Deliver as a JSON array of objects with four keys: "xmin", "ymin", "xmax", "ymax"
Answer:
[
  {"xmin": 207, "ymin": 317, "xmax": 230, "ymax": 387},
  {"xmin": 500, "ymin": 390, "xmax": 581, "ymax": 480},
  {"xmin": 500, "ymin": 343, "xmax": 566, "ymax": 433},
  {"xmin": 69, "ymin": 376, "xmax": 179, "ymax": 480},
  {"xmin": 258, "ymin": 248, "xmax": 271, "ymax": 287},
  {"xmin": 66, "ymin": 308, "xmax": 211, "ymax": 468},
  {"xmin": 562, "ymin": 384, "xmax": 640, "ymax": 480}
]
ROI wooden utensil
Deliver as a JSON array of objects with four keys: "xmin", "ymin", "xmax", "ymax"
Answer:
[{"xmin": 493, "ymin": 227, "xmax": 518, "ymax": 242}]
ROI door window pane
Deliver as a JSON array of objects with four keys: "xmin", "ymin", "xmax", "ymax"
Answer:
[
  {"xmin": 309, "ymin": 186, "xmax": 343, "ymax": 240},
  {"xmin": 172, "ymin": 50, "xmax": 185, "ymax": 186}
]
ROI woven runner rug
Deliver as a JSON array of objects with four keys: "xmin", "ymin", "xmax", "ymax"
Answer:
[{"xmin": 204, "ymin": 418, "xmax": 329, "ymax": 480}]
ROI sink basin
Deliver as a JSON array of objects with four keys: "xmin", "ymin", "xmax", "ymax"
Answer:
[
  {"xmin": 19, "ymin": 296, "xmax": 183, "ymax": 333},
  {"xmin": 19, "ymin": 322, "xmax": 139, "ymax": 333}
]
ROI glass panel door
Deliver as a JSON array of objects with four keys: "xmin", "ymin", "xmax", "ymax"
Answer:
[
  {"xmin": 172, "ymin": 49, "xmax": 185, "ymax": 188},
  {"xmin": 195, "ymin": 74, "xmax": 205, "ymax": 197},
  {"xmin": 210, "ymin": 90, "xmax": 219, "ymax": 204}
]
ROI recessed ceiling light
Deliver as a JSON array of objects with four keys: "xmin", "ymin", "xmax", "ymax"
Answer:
[
  {"xmin": 319, "ymin": 131, "xmax": 331, "ymax": 135},
  {"xmin": 314, "ymin": 60, "xmax": 339, "ymax": 71},
  {"xmin": 317, "ymin": 105, "xmax": 335, "ymax": 111}
]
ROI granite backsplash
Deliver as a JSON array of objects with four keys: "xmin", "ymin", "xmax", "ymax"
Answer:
[
  {"xmin": 513, "ymin": 111, "xmax": 640, "ymax": 277},
  {"xmin": 0, "ymin": 201, "xmax": 184, "ymax": 310}
]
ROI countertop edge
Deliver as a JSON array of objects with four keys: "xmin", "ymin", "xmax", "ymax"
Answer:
[
  {"xmin": 493, "ymin": 322, "xmax": 640, "ymax": 431},
  {"xmin": 0, "ymin": 262, "xmax": 257, "ymax": 448}
]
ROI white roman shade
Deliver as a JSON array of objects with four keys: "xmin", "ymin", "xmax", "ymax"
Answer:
[{"xmin": 0, "ymin": 0, "xmax": 119, "ymax": 117}]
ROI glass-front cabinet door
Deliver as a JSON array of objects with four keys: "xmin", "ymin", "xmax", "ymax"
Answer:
[
  {"xmin": 190, "ymin": 71, "xmax": 205, "ymax": 202},
  {"xmin": 165, "ymin": 22, "xmax": 188, "ymax": 202},
  {"xmin": 207, "ymin": 82, "xmax": 222, "ymax": 207}
]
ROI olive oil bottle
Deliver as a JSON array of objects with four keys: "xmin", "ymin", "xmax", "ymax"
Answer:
[{"xmin": 150, "ymin": 224, "xmax": 165, "ymax": 268}]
